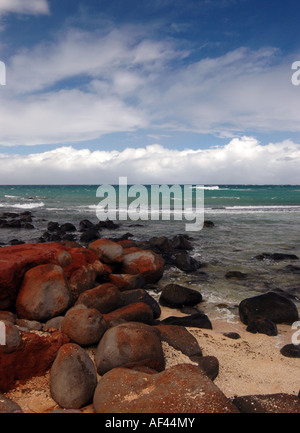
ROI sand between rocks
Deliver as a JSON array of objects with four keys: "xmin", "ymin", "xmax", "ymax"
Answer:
[{"xmin": 4, "ymin": 312, "xmax": 300, "ymax": 413}]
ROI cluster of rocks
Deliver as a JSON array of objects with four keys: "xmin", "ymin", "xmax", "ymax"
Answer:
[{"xmin": 0, "ymin": 231, "xmax": 299, "ymax": 413}]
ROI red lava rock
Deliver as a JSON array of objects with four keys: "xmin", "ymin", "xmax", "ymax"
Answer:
[
  {"xmin": 89, "ymin": 238, "xmax": 124, "ymax": 264},
  {"xmin": 121, "ymin": 249, "xmax": 164, "ymax": 283},
  {"xmin": 93, "ymin": 363, "xmax": 240, "ymax": 413},
  {"xmin": 15, "ymin": 264, "xmax": 72, "ymax": 322},
  {"xmin": 103, "ymin": 302, "xmax": 154, "ymax": 327},
  {"xmin": 108, "ymin": 274, "xmax": 145, "ymax": 291},
  {"xmin": 0, "ymin": 330, "xmax": 69, "ymax": 393},
  {"xmin": 75, "ymin": 283, "xmax": 122, "ymax": 314},
  {"xmin": 0, "ymin": 243, "xmax": 102, "ymax": 309}
]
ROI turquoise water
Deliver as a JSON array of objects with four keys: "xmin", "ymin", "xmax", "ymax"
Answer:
[{"xmin": 1, "ymin": 184, "xmax": 300, "ymax": 321}]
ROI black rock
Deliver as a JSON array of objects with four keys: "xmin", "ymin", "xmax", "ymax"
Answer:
[
  {"xmin": 239, "ymin": 291, "xmax": 299, "ymax": 325},
  {"xmin": 159, "ymin": 283, "xmax": 202, "ymax": 309},
  {"xmin": 172, "ymin": 250, "xmax": 202, "ymax": 272},
  {"xmin": 225, "ymin": 271, "xmax": 247, "ymax": 279},
  {"xmin": 79, "ymin": 227, "xmax": 100, "ymax": 243},
  {"xmin": 254, "ymin": 253, "xmax": 299, "ymax": 261},
  {"xmin": 280, "ymin": 344, "xmax": 300, "ymax": 358},
  {"xmin": 159, "ymin": 312, "xmax": 212, "ymax": 329},
  {"xmin": 0, "ymin": 394, "xmax": 23, "ymax": 413},
  {"xmin": 60, "ymin": 222, "xmax": 76, "ymax": 232},
  {"xmin": 223, "ymin": 332, "xmax": 241, "ymax": 340},
  {"xmin": 203, "ymin": 220, "xmax": 215, "ymax": 228},
  {"xmin": 47, "ymin": 221, "xmax": 60, "ymax": 232},
  {"xmin": 79, "ymin": 219, "xmax": 95, "ymax": 231},
  {"xmin": 246, "ymin": 318, "xmax": 278, "ymax": 336}
]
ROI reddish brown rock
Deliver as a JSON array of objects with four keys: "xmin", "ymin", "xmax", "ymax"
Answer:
[
  {"xmin": 121, "ymin": 249, "xmax": 164, "ymax": 283},
  {"xmin": 61, "ymin": 307, "xmax": 107, "ymax": 346},
  {"xmin": 0, "ymin": 242, "xmax": 102, "ymax": 309},
  {"xmin": 94, "ymin": 322, "xmax": 164, "ymax": 375},
  {"xmin": 108, "ymin": 274, "xmax": 145, "ymax": 291},
  {"xmin": 89, "ymin": 238, "xmax": 124, "ymax": 264},
  {"xmin": 232, "ymin": 393, "xmax": 300, "ymax": 413},
  {"xmin": 154, "ymin": 324, "xmax": 202, "ymax": 358},
  {"xmin": 15, "ymin": 264, "xmax": 72, "ymax": 322},
  {"xmin": 103, "ymin": 302, "xmax": 154, "ymax": 327},
  {"xmin": 75, "ymin": 283, "xmax": 122, "ymax": 314},
  {"xmin": 93, "ymin": 363, "xmax": 239, "ymax": 413},
  {"xmin": 0, "ymin": 330, "xmax": 69, "ymax": 393}
]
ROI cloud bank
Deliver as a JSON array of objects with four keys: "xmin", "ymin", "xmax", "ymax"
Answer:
[
  {"xmin": 1, "ymin": 137, "xmax": 299, "ymax": 185},
  {"xmin": 0, "ymin": 0, "xmax": 50, "ymax": 16},
  {"xmin": 1, "ymin": 24, "xmax": 299, "ymax": 146}
]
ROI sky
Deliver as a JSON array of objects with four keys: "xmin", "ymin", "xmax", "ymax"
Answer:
[{"xmin": 0, "ymin": 0, "xmax": 300, "ymax": 184}]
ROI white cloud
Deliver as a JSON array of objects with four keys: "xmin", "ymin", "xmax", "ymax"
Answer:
[
  {"xmin": 0, "ymin": 0, "xmax": 50, "ymax": 16},
  {"xmin": 1, "ymin": 137, "xmax": 300, "ymax": 184},
  {"xmin": 1, "ymin": 24, "xmax": 300, "ymax": 147}
]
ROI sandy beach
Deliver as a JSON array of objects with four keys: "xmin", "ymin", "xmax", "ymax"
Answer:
[{"xmin": 4, "ymin": 306, "xmax": 299, "ymax": 413}]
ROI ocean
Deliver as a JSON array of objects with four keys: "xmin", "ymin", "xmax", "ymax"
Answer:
[{"xmin": 1, "ymin": 184, "xmax": 300, "ymax": 322}]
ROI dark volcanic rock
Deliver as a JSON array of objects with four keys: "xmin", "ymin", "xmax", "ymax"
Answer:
[
  {"xmin": 239, "ymin": 291, "xmax": 299, "ymax": 325},
  {"xmin": 254, "ymin": 253, "xmax": 299, "ymax": 261},
  {"xmin": 159, "ymin": 312, "xmax": 212, "ymax": 329},
  {"xmin": 280, "ymin": 344, "xmax": 300, "ymax": 358},
  {"xmin": 159, "ymin": 283, "xmax": 202, "ymax": 308},
  {"xmin": 189, "ymin": 355, "xmax": 219, "ymax": 381},
  {"xmin": 246, "ymin": 318, "xmax": 278, "ymax": 336},
  {"xmin": 154, "ymin": 324, "xmax": 202, "ymax": 357},
  {"xmin": 232, "ymin": 393, "xmax": 300, "ymax": 413}
]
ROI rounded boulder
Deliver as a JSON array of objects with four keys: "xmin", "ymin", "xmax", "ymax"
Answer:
[
  {"xmin": 16, "ymin": 264, "xmax": 72, "ymax": 322},
  {"xmin": 61, "ymin": 306, "xmax": 107, "ymax": 346},
  {"xmin": 94, "ymin": 322, "xmax": 165, "ymax": 375},
  {"xmin": 50, "ymin": 343, "xmax": 97, "ymax": 409}
]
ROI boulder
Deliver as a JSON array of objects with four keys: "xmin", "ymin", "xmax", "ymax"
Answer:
[
  {"xmin": 160, "ymin": 312, "xmax": 212, "ymax": 329},
  {"xmin": 93, "ymin": 364, "xmax": 239, "ymax": 413},
  {"xmin": 154, "ymin": 324, "xmax": 202, "ymax": 357},
  {"xmin": 103, "ymin": 302, "xmax": 154, "ymax": 327},
  {"xmin": 0, "ymin": 242, "xmax": 101, "ymax": 310},
  {"xmin": 89, "ymin": 238, "xmax": 124, "ymax": 264},
  {"xmin": 280, "ymin": 344, "xmax": 300, "ymax": 358},
  {"xmin": 254, "ymin": 253, "xmax": 299, "ymax": 261},
  {"xmin": 15, "ymin": 264, "xmax": 72, "ymax": 322},
  {"xmin": 0, "ymin": 330, "xmax": 69, "ymax": 393},
  {"xmin": 75, "ymin": 283, "xmax": 122, "ymax": 314},
  {"xmin": 61, "ymin": 307, "xmax": 107, "ymax": 346},
  {"xmin": 94, "ymin": 322, "xmax": 165, "ymax": 375},
  {"xmin": 120, "ymin": 289, "xmax": 161, "ymax": 319},
  {"xmin": 189, "ymin": 355, "xmax": 219, "ymax": 381},
  {"xmin": 232, "ymin": 393, "xmax": 300, "ymax": 413},
  {"xmin": 171, "ymin": 251, "xmax": 202, "ymax": 272},
  {"xmin": 159, "ymin": 283, "xmax": 202, "ymax": 308},
  {"xmin": 108, "ymin": 273, "xmax": 145, "ymax": 291},
  {"xmin": 0, "ymin": 321, "xmax": 22, "ymax": 354},
  {"xmin": 121, "ymin": 249, "xmax": 164, "ymax": 283},
  {"xmin": 0, "ymin": 394, "xmax": 23, "ymax": 413},
  {"xmin": 246, "ymin": 318, "xmax": 278, "ymax": 336},
  {"xmin": 239, "ymin": 292, "xmax": 299, "ymax": 325},
  {"xmin": 50, "ymin": 343, "xmax": 97, "ymax": 409}
]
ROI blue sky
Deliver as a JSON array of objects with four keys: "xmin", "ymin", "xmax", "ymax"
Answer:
[{"xmin": 0, "ymin": 0, "xmax": 300, "ymax": 184}]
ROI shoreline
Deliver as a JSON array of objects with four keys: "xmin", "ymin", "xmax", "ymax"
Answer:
[{"xmin": 4, "ymin": 309, "xmax": 300, "ymax": 413}]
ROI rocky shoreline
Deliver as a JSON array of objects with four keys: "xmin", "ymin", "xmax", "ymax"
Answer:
[{"xmin": 0, "ymin": 213, "xmax": 300, "ymax": 413}]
